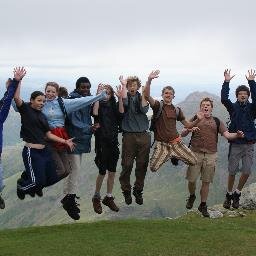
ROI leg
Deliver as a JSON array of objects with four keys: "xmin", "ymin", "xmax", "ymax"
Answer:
[
  {"xmin": 237, "ymin": 173, "xmax": 250, "ymax": 191},
  {"xmin": 107, "ymin": 171, "xmax": 115, "ymax": 194},
  {"xmin": 120, "ymin": 134, "xmax": 136, "ymax": 192},
  {"xmin": 149, "ymin": 141, "xmax": 170, "ymax": 172},
  {"xmin": 0, "ymin": 158, "xmax": 5, "ymax": 209},
  {"xmin": 200, "ymin": 182, "xmax": 210, "ymax": 203},
  {"xmin": 95, "ymin": 174, "xmax": 105, "ymax": 194},
  {"xmin": 227, "ymin": 174, "xmax": 236, "ymax": 192}
]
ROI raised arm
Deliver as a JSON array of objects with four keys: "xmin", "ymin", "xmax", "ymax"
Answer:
[
  {"xmin": 143, "ymin": 70, "xmax": 160, "ymax": 107},
  {"xmin": 221, "ymin": 69, "xmax": 235, "ymax": 113},
  {"xmin": 246, "ymin": 69, "xmax": 256, "ymax": 106},
  {"xmin": 119, "ymin": 75, "xmax": 128, "ymax": 99},
  {"xmin": 181, "ymin": 112, "xmax": 204, "ymax": 129},
  {"xmin": 114, "ymin": 85, "xmax": 124, "ymax": 113}
]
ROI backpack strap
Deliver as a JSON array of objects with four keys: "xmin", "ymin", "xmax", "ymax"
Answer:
[
  {"xmin": 57, "ymin": 96, "xmax": 69, "ymax": 121},
  {"xmin": 213, "ymin": 116, "xmax": 220, "ymax": 142}
]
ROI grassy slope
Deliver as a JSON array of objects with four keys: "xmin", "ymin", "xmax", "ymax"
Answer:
[{"xmin": 1, "ymin": 213, "xmax": 256, "ymax": 256}]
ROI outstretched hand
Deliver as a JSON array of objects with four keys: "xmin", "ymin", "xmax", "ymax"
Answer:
[
  {"xmin": 224, "ymin": 69, "xmax": 235, "ymax": 82},
  {"xmin": 148, "ymin": 70, "xmax": 160, "ymax": 80},
  {"xmin": 96, "ymin": 83, "xmax": 104, "ymax": 95},
  {"xmin": 245, "ymin": 69, "xmax": 256, "ymax": 81},
  {"xmin": 236, "ymin": 130, "xmax": 244, "ymax": 138},
  {"xmin": 13, "ymin": 67, "xmax": 26, "ymax": 81},
  {"xmin": 114, "ymin": 85, "xmax": 123, "ymax": 98},
  {"xmin": 66, "ymin": 138, "xmax": 76, "ymax": 152},
  {"xmin": 119, "ymin": 75, "xmax": 127, "ymax": 86}
]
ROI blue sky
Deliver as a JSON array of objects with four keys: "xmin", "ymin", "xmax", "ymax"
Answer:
[{"xmin": 1, "ymin": 0, "xmax": 255, "ymax": 102}]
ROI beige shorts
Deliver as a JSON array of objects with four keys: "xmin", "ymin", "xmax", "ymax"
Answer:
[{"xmin": 186, "ymin": 151, "xmax": 217, "ymax": 183}]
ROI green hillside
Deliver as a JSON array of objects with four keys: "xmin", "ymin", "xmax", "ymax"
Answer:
[
  {"xmin": 1, "ymin": 213, "xmax": 256, "ymax": 256},
  {"xmin": 1, "ymin": 91, "xmax": 256, "ymax": 230}
]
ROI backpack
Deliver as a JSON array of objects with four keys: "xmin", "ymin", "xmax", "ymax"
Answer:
[
  {"xmin": 188, "ymin": 115, "xmax": 220, "ymax": 148},
  {"xmin": 149, "ymin": 100, "xmax": 180, "ymax": 132}
]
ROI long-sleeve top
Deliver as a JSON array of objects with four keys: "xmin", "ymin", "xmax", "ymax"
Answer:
[
  {"xmin": 42, "ymin": 91, "xmax": 107, "ymax": 129},
  {"xmin": 221, "ymin": 80, "xmax": 256, "ymax": 143},
  {"xmin": 0, "ymin": 79, "xmax": 18, "ymax": 154}
]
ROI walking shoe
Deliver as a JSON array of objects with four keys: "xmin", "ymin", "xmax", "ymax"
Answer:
[
  {"xmin": 17, "ymin": 188, "xmax": 25, "ymax": 200},
  {"xmin": 198, "ymin": 204, "xmax": 210, "ymax": 218},
  {"xmin": 35, "ymin": 188, "xmax": 43, "ymax": 197},
  {"xmin": 122, "ymin": 190, "xmax": 132, "ymax": 205},
  {"xmin": 0, "ymin": 194, "xmax": 5, "ymax": 209},
  {"xmin": 92, "ymin": 196, "xmax": 102, "ymax": 214},
  {"xmin": 186, "ymin": 194, "xmax": 196, "ymax": 209},
  {"xmin": 133, "ymin": 189, "xmax": 143, "ymax": 205},
  {"xmin": 102, "ymin": 196, "xmax": 119, "ymax": 212},
  {"xmin": 61, "ymin": 194, "xmax": 80, "ymax": 220},
  {"xmin": 223, "ymin": 193, "xmax": 233, "ymax": 209},
  {"xmin": 232, "ymin": 191, "xmax": 241, "ymax": 209}
]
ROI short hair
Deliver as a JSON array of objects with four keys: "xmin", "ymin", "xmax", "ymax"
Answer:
[
  {"xmin": 103, "ymin": 84, "xmax": 114, "ymax": 98},
  {"xmin": 45, "ymin": 82, "xmax": 59, "ymax": 92},
  {"xmin": 76, "ymin": 77, "xmax": 91, "ymax": 89},
  {"xmin": 200, "ymin": 97, "xmax": 213, "ymax": 108},
  {"xmin": 235, "ymin": 85, "xmax": 250, "ymax": 97},
  {"xmin": 126, "ymin": 76, "xmax": 142, "ymax": 89},
  {"xmin": 30, "ymin": 91, "xmax": 45, "ymax": 100},
  {"xmin": 58, "ymin": 86, "xmax": 68, "ymax": 98},
  {"xmin": 161, "ymin": 86, "xmax": 175, "ymax": 95}
]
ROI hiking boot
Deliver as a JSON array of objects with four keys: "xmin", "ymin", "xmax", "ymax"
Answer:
[
  {"xmin": 232, "ymin": 191, "xmax": 241, "ymax": 209},
  {"xmin": 133, "ymin": 189, "xmax": 143, "ymax": 205},
  {"xmin": 92, "ymin": 196, "xmax": 102, "ymax": 214},
  {"xmin": 186, "ymin": 194, "xmax": 196, "ymax": 209},
  {"xmin": 122, "ymin": 190, "xmax": 132, "ymax": 205},
  {"xmin": 223, "ymin": 193, "xmax": 233, "ymax": 209},
  {"xmin": 0, "ymin": 194, "xmax": 5, "ymax": 209},
  {"xmin": 198, "ymin": 204, "xmax": 210, "ymax": 218},
  {"xmin": 61, "ymin": 194, "xmax": 80, "ymax": 220},
  {"xmin": 102, "ymin": 196, "xmax": 119, "ymax": 212}
]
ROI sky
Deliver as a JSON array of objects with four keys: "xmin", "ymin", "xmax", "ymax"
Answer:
[{"xmin": 1, "ymin": 0, "xmax": 256, "ymax": 102}]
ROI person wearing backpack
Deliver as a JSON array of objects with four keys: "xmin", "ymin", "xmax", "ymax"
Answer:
[
  {"xmin": 42, "ymin": 81, "xmax": 107, "ymax": 220},
  {"xmin": 143, "ymin": 71, "xmax": 203, "ymax": 173},
  {"xmin": 91, "ymin": 84, "xmax": 124, "ymax": 214},
  {"xmin": 181, "ymin": 97, "xmax": 244, "ymax": 217},
  {"xmin": 118, "ymin": 73, "xmax": 152, "ymax": 205},
  {"xmin": 221, "ymin": 69, "xmax": 256, "ymax": 209}
]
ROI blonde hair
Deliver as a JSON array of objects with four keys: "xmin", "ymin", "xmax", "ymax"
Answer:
[{"xmin": 126, "ymin": 76, "xmax": 142, "ymax": 89}]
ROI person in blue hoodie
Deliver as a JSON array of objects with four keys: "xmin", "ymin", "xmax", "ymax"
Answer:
[
  {"xmin": 0, "ymin": 67, "xmax": 26, "ymax": 209},
  {"xmin": 63, "ymin": 77, "xmax": 99, "ymax": 215},
  {"xmin": 221, "ymin": 69, "xmax": 256, "ymax": 209}
]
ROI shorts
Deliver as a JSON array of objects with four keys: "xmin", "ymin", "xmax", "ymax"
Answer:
[
  {"xmin": 186, "ymin": 151, "xmax": 217, "ymax": 183},
  {"xmin": 95, "ymin": 139, "xmax": 120, "ymax": 175},
  {"xmin": 228, "ymin": 143, "xmax": 254, "ymax": 175}
]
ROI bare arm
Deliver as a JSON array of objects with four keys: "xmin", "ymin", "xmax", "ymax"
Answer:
[
  {"xmin": 46, "ymin": 131, "xmax": 75, "ymax": 151},
  {"xmin": 223, "ymin": 130, "xmax": 244, "ymax": 140},
  {"xmin": 115, "ymin": 85, "xmax": 124, "ymax": 113},
  {"xmin": 181, "ymin": 112, "xmax": 204, "ymax": 129},
  {"xmin": 13, "ymin": 67, "xmax": 27, "ymax": 107},
  {"xmin": 143, "ymin": 70, "xmax": 160, "ymax": 100},
  {"xmin": 119, "ymin": 75, "xmax": 128, "ymax": 99}
]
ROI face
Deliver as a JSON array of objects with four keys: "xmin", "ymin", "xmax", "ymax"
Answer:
[
  {"xmin": 30, "ymin": 95, "xmax": 46, "ymax": 111},
  {"xmin": 200, "ymin": 101, "xmax": 213, "ymax": 117},
  {"xmin": 77, "ymin": 82, "xmax": 91, "ymax": 96},
  {"xmin": 237, "ymin": 91, "xmax": 249, "ymax": 103},
  {"xmin": 103, "ymin": 86, "xmax": 112, "ymax": 101},
  {"xmin": 127, "ymin": 81, "xmax": 138, "ymax": 96},
  {"xmin": 162, "ymin": 89, "xmax": 174, "ymax": 104},
  {"xmin": 45, "ymin": 85, "xmax": 57, "ymax": 100}
]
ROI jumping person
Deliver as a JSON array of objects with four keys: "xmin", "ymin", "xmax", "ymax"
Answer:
[
  {"xmin": 92, "ymin": 84, "xmax": 124, "ymax": 214},
  {"xmin": 221, "ymin": 69, "xmax": 256, "ymax": 209},
  {"xmin": 42, "ymin": 81, "xmax": 107, "ymax": 220},
  {"xmin": 181, "ymin": 97, "xmax": 244, "ymax": 217},
  {"xmin": 0, "ymin": 67, "xmax": 26, "ymax": 208},
  {"xmin": 13, "ymin": 77, "xmax": 76, "ymax": 200}
]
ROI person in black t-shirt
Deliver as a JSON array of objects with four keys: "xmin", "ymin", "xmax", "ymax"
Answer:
[{"xmin": 13, "ymin": 85, "xmax": 75, "ymax": 200}]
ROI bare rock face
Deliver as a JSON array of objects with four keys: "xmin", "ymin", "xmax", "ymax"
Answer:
[{"xmin": 240, "ymin": 183, "xmax": 256, "ymax": 210}]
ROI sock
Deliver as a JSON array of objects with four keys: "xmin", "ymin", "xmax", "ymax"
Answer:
[
  {"xmin": 235, "ymin": 189, "xmax": 241, "ymax": 195},
  {"xmin": 106, "ymin": 193, "xmax": 112, "ymax": 198},
  {"xmin": 94, "ymin": 192, "xmax": 101, "ymax": 198},
  {"xmin": 200, "ymin": 202, "xmax": 206, "ymax": 207}
]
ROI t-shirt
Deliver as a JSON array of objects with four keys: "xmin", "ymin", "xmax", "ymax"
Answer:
[
  {"xmin": 18, "ymin": 102, "xmax": 50, "ymax": 145},
  {"xmin": 190, "ymin": 116, "xmax": 227, "ymax": 153},
  {"xmin": 152, "ymin": 100, "xmax": 185, "ymax": 142}
]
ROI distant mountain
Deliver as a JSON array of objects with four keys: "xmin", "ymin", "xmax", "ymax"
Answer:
[{"xmin": 1, "ymin": 91, "xmax": 256, "ymax": 230}]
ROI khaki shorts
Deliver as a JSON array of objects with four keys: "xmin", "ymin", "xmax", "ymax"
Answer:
[{"xmin": 186, "ymin": 151, "xmax": 217, "ymax": 183}]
